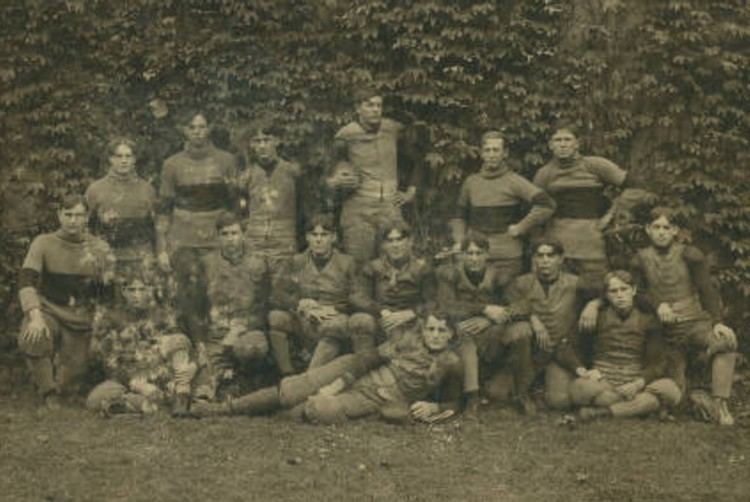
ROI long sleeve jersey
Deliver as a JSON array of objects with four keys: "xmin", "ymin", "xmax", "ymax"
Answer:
[
  {"xmin": 630, "ymin": 244, "xmax": 723, "ymax": 324},
  {"xmin": 18, "ymin": 230, "xmax": 115, "ymax": 330},
  {"xmin": 85, "ymin": 172, "xmax": 157, "ymax": 260},
  {"xmin": 353, "ymin": 255, "xmax": 436, "ymax": 316},
  {"xmin": 158, "ymin": 143, "xmax": 237, "ymax": 252},
  {"xmin": 454, "ymin": 166, "xmax": 555, "ymax": 259}
]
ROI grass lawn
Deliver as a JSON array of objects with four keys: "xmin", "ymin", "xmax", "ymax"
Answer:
[{"xmin": 1, "ymin": 380, "xmax": 749, "ymax": 502}]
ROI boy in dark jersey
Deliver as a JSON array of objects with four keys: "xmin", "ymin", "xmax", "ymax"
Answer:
[{"xmin": 630, "ymin": 207, "xmax": 737, "ymax": 425}]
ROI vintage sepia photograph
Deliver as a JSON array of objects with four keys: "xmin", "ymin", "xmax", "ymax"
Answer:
[{"xmin": 1, "ymin": 1, "xmax": 749, "ymax": 500}]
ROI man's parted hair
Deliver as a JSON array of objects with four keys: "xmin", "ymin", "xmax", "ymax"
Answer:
[
  {"xmin": 480, "ymin": 130, "xmax": 505, "ymax": 148},
  {"xmin": 58, "ymin": 194, "xmax": 88, "ymax": 212},
  {"xmin": 215, "ymin": 211, "xmax": 245, "ymax": 232},
  {"xmin": 305, "ymin": 213, "xmax": 336, "ymax": 233},
  {"xmin": 530, "ymin": 237, "xmax": 565, "ymax": 256},
  {"xmin": 603, "ymin": 269, "xmax": 636, "ymax": 290},
  {"xmin": 461, "ymin": 231, "xmax": 490, "ymax": 252},
  {"xmin": 647, "ymin": 206, "xmax": 683, "ymax": 227}
]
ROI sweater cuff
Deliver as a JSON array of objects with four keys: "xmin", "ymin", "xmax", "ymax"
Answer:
[{"xmin": 19, "ymin": 287, "xmax": 42, "ymax": 313}]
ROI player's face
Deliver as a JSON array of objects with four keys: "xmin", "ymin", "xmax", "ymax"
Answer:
[
  {"xmin": 250, "ymin": 133, "xmax": 278, "ymax": 163},
  {"xmin": 382, "ymin": 229, "xmax": 411, "ymax": 262},
  {"xmin": 356, "ymin": 96, "xmax": 383, "ymax": 129},
  {"xmin": 422, "ymin": 315, "xmax": 454, "ymax": 351},
  {"xmin": 481, "ymin": 138, "xmax": 506, "ymax": 168},
  {"xmin": 109, "ymin": 144, "xmax": 136, "ymax": 176},
  {"xmin": 549, "ymin": 129, "xmax": 579, "ymax": 160},
  {"xmin": 218, "ymin": 223, "xmax": 244, "ymax": 255},
  {"xmin": 58, "ymin": 203, "xmax": 88, "ymax": 238},
  {"xmin": 606, "ymin": 276, "xmax": 636, "ymax": 314},
  {"xmin": 533, "ymin": 244, "xmax": 563, "ymax": 281},
  {"xmin": 306, "ymin": 225, "xmax": 335, "ymax": 257},
  {"xmin": 645, "ymin": 216, "xmax": 679, "ymax": 249},
  {"xmin": 122, "ymin": 279, "xmax": 153, "ymax": 309},
  {"xmin": 183, "ymin": 114, "xmax": 210, "ymax": 148},
  {"xmin": 462, "ymin": 242, "xmax": 488, "ymax": 274}
]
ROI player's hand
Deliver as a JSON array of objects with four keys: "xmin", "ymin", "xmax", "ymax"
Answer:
[
  {"xmin": 410, "ymin": 401, "xmax": 440, "ymax": 421},
  {"xmin": 616, "ymin": 378, "xmax": 644, "ymax": 400},
  {"xmin": 597, "ymin": 210, "xmax": 615, "ymax": 231},
  {"xmin": 577, "ymin": 368, "xmax": 602, "ymax": 381},
  {"xmin": 657, "ymin": 303, "xmax": 677, "ymax": 324},
  {"xmin": 390, "ymin": 187, "xmax": 416, "ymax": 207},
  {"xmin": 708, "ymin": 323, "xmax": 738, "ymax": 355},
  {"xmin": 457, "ymin": 317, "xmax": 491, "ymax": 336},
  {"xmin": 381, "ymin": 309, "xmax": 416, "ymax": 332},
  {"xmin": 21, "ymin": 310, "xmax": 50, "ymax": 345},
  {"xmin": 579, "ymin": 300, "xmax": 601, "ymax": 332},
  {"xmin": 157, "ymin": 251, "xmax": 171, "ymax": 273},
  {"xmin": 308, "ymin": 306, "xmax": 339, "ymax": 323},
  {"xmin": 507, "ymin": 224, "xmax": 521, "ymax": 238},
  {"xmin": 297, "ymin": 298, "xmax": 319, "ymax": 315},
  {"xmin": 529, "ymin": 316, "xmax": 553, "ymax": 352},
  {"xmin": 317, "ymin": 377, "xmax": 346, "ymax": 397},
  {"xmin": 483, "ymin": 305, "xmax": 510, "ymax": 325}
]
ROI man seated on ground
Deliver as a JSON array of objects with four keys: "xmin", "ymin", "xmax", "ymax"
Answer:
[
  {"xmin": 630, "ymin": 207, "xmax": 738, "ymax": 425},
  {"xmin": 195, "ymin": 212, "xmax": 270, "ymax": 401},
  {"xmin": 17, "ymin": 194, "xmax": 115, "ymax": 410},
  {"xmin": 504, "ymin": 238, "xmax": 600, "ymax": 410},
  {"xmin": 350, "ymin": 221, "xmax": 436, "ymax": 348},
  {"xmin": 268, "ymin": 214, "xmax": 362, "ymax": 374},
  {"xmin": 87, "ymin": 271, "xmax": 197, "ymax": 416},
  {"xmin": 191, "ymin": 309, "xmax": 463, "ymax": 425},
  {"xmin": 570, "ymin": 270, "xmax": 682, "ymax": 421},
  {"xmin": 436, "ymin": 232, "xmax": 534, "ymax": 415}
]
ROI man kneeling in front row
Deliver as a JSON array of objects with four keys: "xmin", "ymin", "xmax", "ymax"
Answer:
[{"xmin": 190, "ymin": 310, "xmax": 463, "ymax": 424}]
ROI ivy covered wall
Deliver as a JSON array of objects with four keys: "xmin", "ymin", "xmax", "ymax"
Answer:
[{"xmin": 1, "ymin": 0, "xmax": 749, "ymax": 333}]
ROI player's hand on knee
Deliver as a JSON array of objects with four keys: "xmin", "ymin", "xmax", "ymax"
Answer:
[
  {"xmin": 23, "ymin": 310, "xmax": 50, "ymax": 344},
  {"xmin": 657, "ymin": 303, "xmax": 677, "ymax": 324},
  {"xmin": 709, "ymin": 323, "xmax": 737, "ymax": 354}
]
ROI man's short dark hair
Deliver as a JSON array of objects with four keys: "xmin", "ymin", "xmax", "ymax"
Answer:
[
  {"xmin": 59, "ymin": 194, "xmax": 88, "ymax": 212},
  {"xmin": 379, "ymin": 220, "xmax": 412, "ymax": 243},
  {"xmin": 305, "ymin": 213, "xmax": 336, "ymax": 233},
  {"xmin": 480, "ymin": 130, "xmax": 505, "ymax": 147},
  {"xmin": 550, "ymin": 121, "xmax": 580, "ymax": 139},
  {"xmin": 530, "ymin": 237, "xmax": 565, "ymax": 256},
  {"xmin": 461, "ymin": 231, "xmax": 490, "ymax": 252},
  {"xmin": 215, "ymin": 211, "xmax": 244, "ymax": 232},
  {"xmin": 352, "ymin": 85, "xmax": 381, "ymax": 106}
]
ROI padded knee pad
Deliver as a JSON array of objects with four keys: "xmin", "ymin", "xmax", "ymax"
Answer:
[
  {"xmin": 232, "ymin": 330, "xmax": 269, "ymax": 361},
  {"xmin": 159, "ymin": 334, "xmax": 192, "ymax": 358},
  {"xmin": 86, "ymin": 380, "xmax": 127, "ymax": 411},
  {"xmin": 304, "ymin": 395, "xmax": 345, "ymax": 424},
  {"xmin": 645, "ymin": 378, "xmax": 682, "ymax": 407},
  {"xmin": 268, "ymin": 310, "xmax": 294, "ymax": 332},
  {"xmin": 349, "ymin": 313, "xmax": 377, "ymax": 335},
  {"xmin": 707, "ymin": 329, "xmax": 737, "ymax": 356}
]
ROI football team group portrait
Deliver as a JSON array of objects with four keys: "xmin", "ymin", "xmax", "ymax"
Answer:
[{"xmin": 1, "ymin": 1, "xmax": 749, "ymax": 501}]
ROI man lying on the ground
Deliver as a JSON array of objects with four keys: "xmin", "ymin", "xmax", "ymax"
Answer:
[
  {"xmin": 87, "ymin": 272, "xmax": 197, "ymax": 416},
  {"xmin": 194, "ymin": 211, "xmax": 269, "ymax": 401},
  {"xmin": 630, "ymin": 206, "xmax": 737, "ymax": 425},
  {"xmin": 191, "ymin": 310, "xmax": 463, "ymax": 425},
  {"xmin": 436, "ymin": 231, "xmax": 534, "ymax": 415},
  {"xmin": 503, "ymin": 238, "xmax": 600, "ymax": 410},
  {"xmin": 570, "ymin": 270, "xmax": 682, "ymax": 421},
  {"xmin": 269, "ymin": 213, "xmax": 362, "ymax": 373},
  {"xmin": 350, "ymin": 221, "xmax": 436, "ymax": 347}
]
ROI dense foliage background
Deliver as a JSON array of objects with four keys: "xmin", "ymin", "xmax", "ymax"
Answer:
[{"xmin": 1, "ymin": 0, "xmax": 749, "ymax": 343}]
